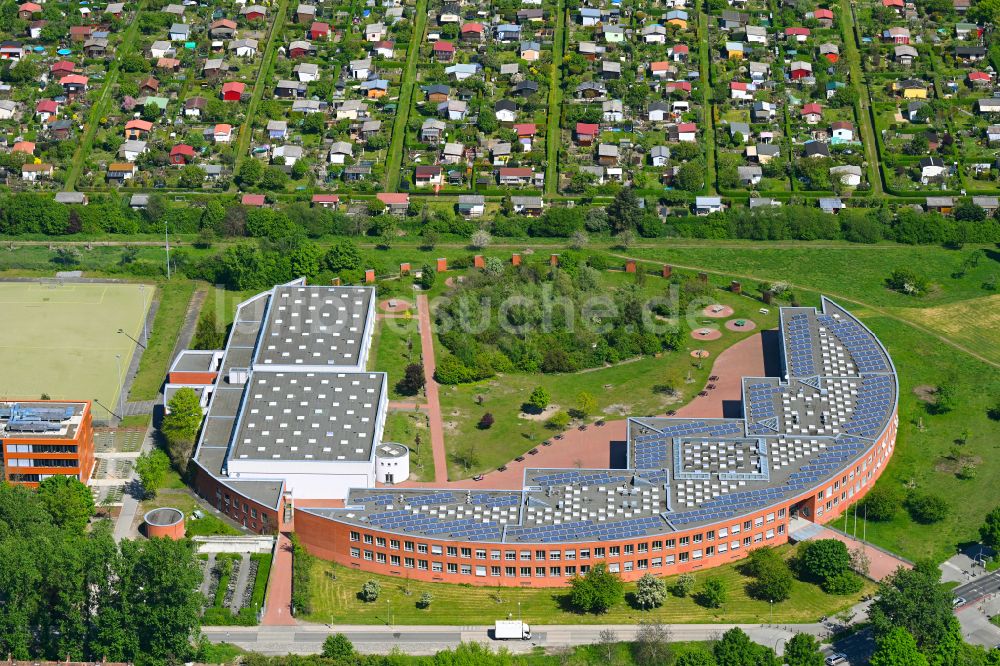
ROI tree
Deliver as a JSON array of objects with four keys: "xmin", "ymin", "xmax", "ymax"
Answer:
[
  {"xmin": 863, "ymin": 485, "xmax": 901, "ymax": 521},
  {"xmin": 905, "ymin": 491, "xmax": 949, "ymax": 524},
  {"xmin": 135, "ymin": 449, "xmax": 171, "ymax": 499},
  {"xmin": 870, "ymin": 627, "xmax": 929, "ymax": 666},
  {"xmin": 783, "ymin": 632, "xmax": 824, "ymax": 666},
  {"xmin": 634, "ymin": 572, "xmax": 667, "ymax": 609},
  {"xmin": 237, "ymin": 159, "xmax": 263, "ymax": 186},
  {"xmin": 634, "ymin": 621, "xmax": 671, "ymax": 666},
  {"xmin": 568, "ymin": 562, "xmax": 624, "ymax": 613},
  {"xmin": 360, "ymin": 579, "xmax": 381, "ymax": 602},
  {"xmin": 885, "ymin": 268, "xmax": 929, "ymax": 295},
  {"xmin": 714, "ymin": 628, "xmax": 778, "ymax": 666},
  {"xmin": 672, "ymin": 572, "xmax": 696, "ymax": 597},
  {"xmin": 547, "ymin": 411, "xmax": 571, "ymax": 429},
  {"xmin": 323, "ymin": 239, "xmax": 363, "ymax": 272},
  {"xmin": 419, "ymin": 264, "xmax": 436, "ymax": 290},
  {"xmin": 699, "ymin": 577, "xmax": 726, "ymax": 608},
  {"xmin": 260, "ymin": 166, "xmax": 288, "ymax": 191},
  {"xmin": 747, "ymin": 552, "xmax": 793, "ymax": 602},
  {"xmin": 36, "ymin": 476, "xmax": 94, "ymax": 534},
  {"xmin": 676, "ymin": 159, "xmax": 707, "ymax": 192},
  {"xmin": 322, "ymin": 633, "xmax": 354, "ymax": 658},
  {"xmin": 418, "ymin": 592, "xmax": 433, "ymax": 609},
  {"xmin": 597, "ymin": 628, "xmax": 618, "ymax": 662},
  {"xmin": 470, "ymin": 229, "xmax": 492, "ymax": 249},
  {"xmin": 478, "ymin": 412, "xmax": 495, "ymax": 429},
  {"xmin": 979, "ymin": 506, "xmax": 1000, "ymax": 552},
  {"xmin": 572, "ymin": 392, "xmax": 597, "ymax": 419},
  {"xmin": 614, "ymin": 229, "xmax": 635, "ymax": 250},
  {"xmin": 526, "ymin": 386, "xmax": 550, "ymax": 412},
  {"xmin": 607, "ymin": 187, "xmax": 643, "ymax": 233},
  {"xmin": 396, "ymin": 363, "xmax": 426, "ymax": 396},
  {"xmin": 869, "ymin": 561, "xmax": 955, "ymax": 649},
  {"xmin": 161, "ymin": 387, "xmax": 203, "ymax": 472},
  {"xmin": 933, "ymin": 382, "xmax": 958, "ymax": 414},
  {"xmin": 798, "ymin": 539, "xmax": 852, "ymax": 585},
  {"xmin": 178, "ymin": 165, "xmax": 206, "ymax": 189},
  {"xmin": 569, "ymin": 229, "xmax": 589, "ymax": 250},
  {"xmin": 193, "ymin": 308, "xmax": 226, "ymax": 350}
]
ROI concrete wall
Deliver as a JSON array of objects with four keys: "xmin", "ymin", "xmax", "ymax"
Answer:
[{"xmin": 193, "ymin": 535, "xmax": 276, "ymax": 554}]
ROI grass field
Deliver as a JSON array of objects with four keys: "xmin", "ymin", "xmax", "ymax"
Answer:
[
  {"xmin": 140, "ymin": 489, "xmax": 242, "ymax": 538},
  {"xmin": 384, "ymin": 410, "xmax": 435, "ymax": 482},
  {"xmin": 888, "ymin": 294, "xmax": 1000, "ymax": 367},
  {"xmin": 435, "ymin": 283, "xmax": 780, "ymax": 479},
  {"xmin": 370, "ymin": 315, "xmax": 422, "ymax": 401},
  {"xmin": 129, "ymin": 280, "xmax": 198, "ymax": 401},
  {"xmin": 304, "ymin": 544, "xmax": 871, "ymax": 625},
  {"xmin": 0, "ymin": 282, "xmax": 152, "ymax": 415}
]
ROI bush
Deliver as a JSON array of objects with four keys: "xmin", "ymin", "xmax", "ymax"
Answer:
[
  {"xmin": 863, "ymin": 485, "xmax": 901, "ymax": 521},
  {"xmin": 569, "ymin": 563, "xmax": 624, "ymax": 613},
  {"xmin": 906, "ymin": 491, "xmax": 950, "ymax": 524},
  {"xmin": 671, "ymin": 572, "xmax": 696, "ymax": 597},
  {"xmin": 478, "ymin": 412, "xmax": 494, "ymax": 429},
  {"xmin": 290, "ymin": 534, "xmax": 314, "ymax": 615},
  {"xmin": 823, "ymin": 570, "xmax": 864, "ymax": 595},
  {"xmin": 634, "ymin": 573, "xmax": 666, "ymax": 609},
  {"xmin": 885, "ymin": 268, "xmax": 929, "ymax": 295},
  {"xmin": 417, "ymin": 592, "xmax": 433, "ymax": 609},
  {"xmin": 360, "ymin": 579, "xmax": 381, "ymax": 602},
  {"xmin": 546, "ymin": 411, "xmax": 571, "ymax": 430},
  {"xmin": 322, "ymin": 634, "xmax": 354, "ymax": 659},
  {"xmin": 798, "ymin": 539, "xmax": 852, "ymax": 585},
  {"xmin": 526, "ymin": 386, "xmax": 550, "ymax": 412},
  {"xmin": 396, "ymin": 363, "xmax": 425, "ymax": 396},
  {"xmin": 698, "ymin": 577, "xmax": 727, "ymax": 608}
]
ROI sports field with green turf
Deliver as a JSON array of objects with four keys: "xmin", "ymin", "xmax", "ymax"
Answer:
[{"xmin": 0, "ymin": 281, "xmax": 152, "ymax": 418}]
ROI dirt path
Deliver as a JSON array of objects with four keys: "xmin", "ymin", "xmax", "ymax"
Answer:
[{"xmin": 416, "ymin": 295, "xmax": 448, "ymax": 483}]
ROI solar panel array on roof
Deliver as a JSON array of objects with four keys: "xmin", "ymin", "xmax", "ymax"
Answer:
[
  {"xmin": 818, "ymin": 315, "xmax": 891, "ymax": 373},
  {"xmin": 840, "ymin": 375, "xmax": 894, "ymax": 438},
  {"xmin": 785, "ymin": 314, "xmax": 816, "ymax": 377}
]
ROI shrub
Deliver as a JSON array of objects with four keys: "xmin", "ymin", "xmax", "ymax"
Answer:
[
  {"xmin": 863, "ymin": 485, "xmax": 901, "ymax": 521},
  {"xmin": 906, "ymin": 491, "xmax": 950, "ymax": 524},
  {"xmin": 634, "ymin": 573, "xmax": 666, "ymax": 609},
  {"xmin": 569, "ymin": 563, "xmax": 624, "ymax": 613},
  {"xmin": 360, "ymin": 579, "xmax": 381, "ymax": 602},
  {"xmin": 671, "ymin": 573, "xmax": 696, "ymax": 598},
  {"xmin": 546, "ymin": 411, "xmax": 571, "ymax": 430},
  {"xmin": 478, "ymin": 412, "xmax": 494, "ymax": 429},
  {"xmin": 823, "ymin": 570, "xmax": 865, "ymax": 595},
  {"xmin": 699, "ymin": 577, "xmax": 727, "ymax": 608},
  {"xmin": 885, "ymin": 268, "xmax": 928, "ymax": 295},
  {"xmin": 526, "ymin": 386, "xmax": 550, "ymax": 412},
  {"xmin": 417, "ymin": 592, "xmax": 433, "ymax": 609},
  {"xmin": 322, "ymin": 634, "xmax": 354, "ymax": 659}
]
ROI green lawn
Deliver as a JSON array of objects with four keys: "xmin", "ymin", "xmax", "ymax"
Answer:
[
  {"xmin": 384, "ymin": 410, "xmax": 435, "ymax": 482},
  {"xmin": 370, "ymin": 315, "xmax": 422, "ymax": 401},
  {"xmin": 304, "ymin": 544, "xmax": 872, "ymax": 625},
  {"xmin": 129, "ymin": 281, "xmax": 198, "ymax": 401},
  {"xmin": 436, "ymin": 281, "xmax": 780, "ymax": 479},
  {"xmin": 139, "ymin": 490, "xmax": 241, "ymax": 538}
]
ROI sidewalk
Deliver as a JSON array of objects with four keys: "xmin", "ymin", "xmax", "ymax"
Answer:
[{"xmin": 262, "ymin": 532, "xmax": 296, "ymax": 626}]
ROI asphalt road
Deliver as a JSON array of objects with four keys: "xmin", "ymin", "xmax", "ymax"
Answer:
[
  {"xmin": 203, "ymin": 623, "xmax": 824, "ymax": 656},
  {"xmin": 953, "ymin": 571, "xmax": 1000, "ymax": 606}
]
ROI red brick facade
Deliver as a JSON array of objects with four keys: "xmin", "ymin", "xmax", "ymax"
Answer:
[{"xmin": 294, "ymin": 411, "xmax": 897, "ymax": 586}]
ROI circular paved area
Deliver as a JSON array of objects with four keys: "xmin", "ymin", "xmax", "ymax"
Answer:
[
  {"xmin": 725, "ymin": 318, "xmax": 756, "ymax": 332},
  {"xmin": 691, "ymin": 327, "xmax": 723, "ymax": 341},
  {"xmin": 702, "ymin": 304, "xmax": 735, "ymax": 318},
  {"xmin": 379, "ymin": 298, "xmax": 413, "ymax": 313},
  {"xmin": 690, "ymin": 349, "xmax": 711, "ymax": 358}
]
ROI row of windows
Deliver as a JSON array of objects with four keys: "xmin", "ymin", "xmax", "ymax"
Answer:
[
  {"xmin": 6, "ymin": 444, "xmax": 78, "ymax": 454},
  {"xmin": 349, "ymin": 525, "xmax": 787, "ymax": 573},
  {"xmin": 6, "ymin": 457, "xmax": 78, "ymax": 468},
  {"xmin": 348, "ymin": 510, "xmax": 787, "ymax": 558}
]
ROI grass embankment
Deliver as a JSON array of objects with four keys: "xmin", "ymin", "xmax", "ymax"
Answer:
[
  {"xmin": 129, "ymin": 281, "xmax": 199, "ymax": 400},
  {"xmin": 304, "ymin": 544, "xmax": 871, "ymax": 625}
]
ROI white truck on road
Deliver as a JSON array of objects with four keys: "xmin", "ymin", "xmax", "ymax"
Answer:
[{"xmin": 494, "ymin": 620, "xmax": 531, "ymax": 640}]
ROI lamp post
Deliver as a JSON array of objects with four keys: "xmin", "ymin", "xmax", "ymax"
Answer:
[
  {"xmin": 118, "ymin": 328, "xmax": 146, "ymax": 350},
  {"xmin": 93, "ymin": 397, "xmax": 122, "ymax": 421},
  {"xmin": 387, "ymin": 599, "xmax": 392, "ymax": 627},
  {"xmin": 139, "ymin": 284, "xmax": 148, "ymax": 346},
  {"xmin": 770, "ymin": 599, "xmax": 773, "ymax": 624},
  {"xmin": 115, "ymin": 353, "xmax": 124, "ymax": 418}
]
